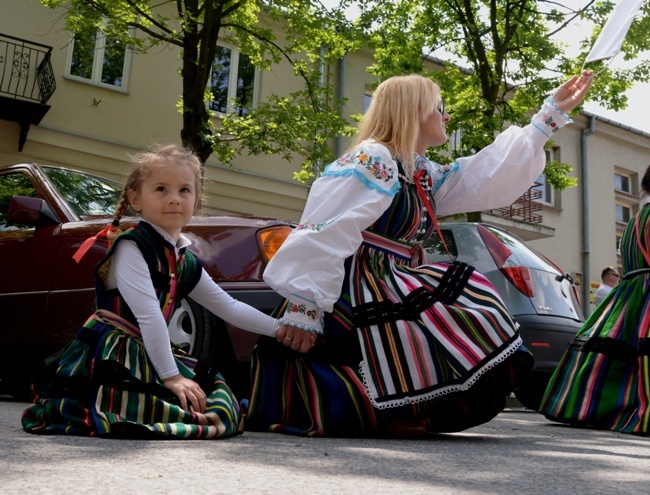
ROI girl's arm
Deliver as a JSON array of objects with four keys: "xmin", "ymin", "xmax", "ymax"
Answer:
[
  {"xmin": 187, "ymin": 270, "xmax": 280, "ymax": 336},
  {"xmin": 111, "ymin": 240, "xmax": 206, "ymax": 412},
  {"xmin": 111, "ymin": 240, "xmax": 179, "ymax": 379}
]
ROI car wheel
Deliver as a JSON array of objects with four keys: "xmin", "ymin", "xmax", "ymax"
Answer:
[
  {"xmin": 168, "ymin": 298, "xmax": 217, "ymax": 364},
  {"xmin": 514, "ymin": 371, "xmax": 551, "ymax": 411},
  {"xmin": 167, "ymin": 299, "xmax": 248, "ymax": 400}
]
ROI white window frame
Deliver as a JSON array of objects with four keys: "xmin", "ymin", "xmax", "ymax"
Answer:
[
  {"xmin": 209, "ymin": 42, "xmax": 258, "ymax": 117},
  {"xmin": 534, "ymin": 174, "xmax": 554, "ymax": 206},
  {"xmin": 614, "ymin": 172, "xmax": 632, "ymax": 193},
  {"xmin": 64, "ymin": 23, "xmax": 132, "ymax": 93},
  {"xmin": 534, "ymin": 148, "xmax": 558, "ymax": 206},
  {"xmin": 615, "ymin": 204, "xmax": 632, "ymax": 224}
]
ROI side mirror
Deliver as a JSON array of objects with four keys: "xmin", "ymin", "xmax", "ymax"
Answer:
[{"xmin": 8, "ymin": 196, "xmax": 59, "ymax": 227}]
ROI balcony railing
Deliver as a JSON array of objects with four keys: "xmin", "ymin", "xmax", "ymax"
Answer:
[
  {"xmin": 0, "ymin": 33, "xmax": 56, "ymax": 104},
  {"xmin": 492, "ymin": 184, "xmax": 544, "ymax": 224}
]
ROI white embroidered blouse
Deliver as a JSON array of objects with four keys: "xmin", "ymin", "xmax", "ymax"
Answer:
[{"xmin": 263, "ymin": 98, "xmax": 573, "ymax": 334}]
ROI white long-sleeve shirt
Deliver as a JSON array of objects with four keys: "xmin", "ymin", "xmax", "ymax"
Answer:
[
  {"xmin": 263, "ymin": 98, "xmax": 573, "ymax": 333},
  {"xmin": 106, "ymin": 224, "xmax": 279, "ymax": 379}
]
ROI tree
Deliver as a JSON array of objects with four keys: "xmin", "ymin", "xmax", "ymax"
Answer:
[
  {"xmin": 351, "ymin": 0, "xmax": 650, "ymax": 188},
  {"xmin": 40, "ymin": 0, "xmax": 360, "ymax": 172}
]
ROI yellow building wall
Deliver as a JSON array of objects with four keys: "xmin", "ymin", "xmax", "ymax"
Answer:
[{"xmin": 0, "ymin": 0, "xmax": 312, "ymax": 220}]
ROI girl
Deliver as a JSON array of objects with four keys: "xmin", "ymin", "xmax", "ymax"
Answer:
[
  {"xmin": 247, "ymin": 71, "xmax": 594, "ymax": 438},
  {"xmin": 22, "ymin": 144, "xmax": 282, "ymax": 439}
]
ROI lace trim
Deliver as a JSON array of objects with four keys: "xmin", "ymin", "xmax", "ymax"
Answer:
[
  {"xmin": 358, "ymin": 336, "xmax": 523, "ymax": 410},
  {"xmin": 277, "ymin": 317, "xmax": 323, "ymax": 335},
  {"xmin": 544, "ymin": 96, "xmax": 572, "ymax": 121}
]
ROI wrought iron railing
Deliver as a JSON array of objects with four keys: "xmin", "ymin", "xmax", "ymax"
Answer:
[
  {"xmin": 0, "ymin": 33, "xmax": 56, "ymax": 104},
  {"xmin": 492, "ymin": 184, "xmax": 544, "ymax": 224}
]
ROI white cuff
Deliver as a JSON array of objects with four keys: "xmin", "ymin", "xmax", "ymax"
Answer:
[
  {"xmin": 279, "ymin": 296, "xmax": 324, "ymax": 334},
  {"xmin": 530, "ymin": 97, "xmax": 573, "ymax": 139}
]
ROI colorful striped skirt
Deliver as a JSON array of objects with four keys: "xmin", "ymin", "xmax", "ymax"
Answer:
[
  {"xmin": 540, "ymin": 273, "xmax": 650, "ymax": 434},
  {"xmin": 21, "ymin": 310, "xmax": 242, "ymax": 439},
  {"xmin": 246, "ymin": 257, "xmax": 533, "ymax": 437}
]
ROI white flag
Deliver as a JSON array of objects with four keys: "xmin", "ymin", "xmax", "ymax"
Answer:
[{"xmin": 585, "ymin": 0, "xmax": 645, "ymax": 64}]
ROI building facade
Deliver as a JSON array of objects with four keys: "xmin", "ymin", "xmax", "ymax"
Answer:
[{"xmin": 2, "ymin": 0, "xmax": 649, "ymax": 315}]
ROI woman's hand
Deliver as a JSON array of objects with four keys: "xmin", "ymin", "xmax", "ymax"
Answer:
[
  {"xmin": 163, "ymin": 374, "xmax": 207, "ymax": 413},
  {"xmin": 276, "ymin": 323, "xmax": 317, "ymax": 353},
  {"xmin": 551, "ymin": 70, "xmax": 594, "ymax": 114}
]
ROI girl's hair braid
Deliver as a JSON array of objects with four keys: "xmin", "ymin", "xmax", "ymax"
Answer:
[{"xmin": 112, "ymin": 190, "xmax": 130, "ymax": 225}]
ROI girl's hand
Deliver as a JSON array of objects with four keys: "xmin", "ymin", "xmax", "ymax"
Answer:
[
  {"xmin": 276, "ymin": 323, "xmax": 317, "ymax": 353},
  {"xmin": 552, "ymin": 70, "xmax": 594, "ymax": 114},
  {"xmin": 163, "ymin": 374, "xmax": 207, "ymax": 413}
]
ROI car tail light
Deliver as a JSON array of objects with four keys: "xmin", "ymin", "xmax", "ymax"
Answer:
[
  {"xmin": 478, "ymin": 225, "xmax": 535, "ymax": 297},
  {"xmin": 257, "ymin": 226, "xmax": 292, "ymax": 263}
]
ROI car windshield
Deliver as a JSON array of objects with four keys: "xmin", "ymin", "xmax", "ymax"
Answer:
[{"xmin": 42, "ymin": 167, "xmax": 123, "ymax": 217}]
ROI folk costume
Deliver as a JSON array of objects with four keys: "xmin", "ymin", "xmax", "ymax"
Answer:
[
  {"xmin": 22, "ymin": 221, "xmax": 278, "ymax": 439},
  {"xmin": 246, "ymin": 99, "xmax": 572, "ymax": 437},
  {"xmin": 540, "ymin": 201, "xmax": 650, "ymax": 434}
]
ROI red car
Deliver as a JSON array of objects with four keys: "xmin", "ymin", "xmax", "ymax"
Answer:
[{"xmin": 0, "ymin": 162, "xmax": 292, "ymax": 399}]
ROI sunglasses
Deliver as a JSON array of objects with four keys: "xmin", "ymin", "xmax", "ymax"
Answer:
[{"xmin": 437, "ymin": 98, "xmax": 445, "ymax": 115}]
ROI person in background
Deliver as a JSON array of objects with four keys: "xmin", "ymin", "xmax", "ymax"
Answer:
[
  {"xmin": 22, "ymin": 144, "xmax": 282, "ymax": 439},
  {"xmin": 593, "ymin": 266, "xmax": 620, "ymax": 305},
  {"xmin": 246, "ymin": 70, "xmax": 594, "ymax": 438},
  {"xmin": 541, "ymin": 164, "xmax": 650, "ymax": 435}
]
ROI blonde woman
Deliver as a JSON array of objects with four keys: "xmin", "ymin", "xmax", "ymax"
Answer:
[{"xmin": 247, "ymin": 71, "xmax": 593, "ymax": 438}]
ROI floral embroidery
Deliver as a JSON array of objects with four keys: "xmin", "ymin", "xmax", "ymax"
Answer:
[
  {"xmin": 286, "ymin": 299, "xmax": 318, "ymax": 321},
  {"xmin": 542, "ymin": 114, "xmax": 559, "ymax": 133},
  {"xmin": 332, "ymin": 150, "xmax": 395, "ymax": 182},
  {"xmin": 293, "ymin": 215, "xmax": 341, "ymax": 232}
]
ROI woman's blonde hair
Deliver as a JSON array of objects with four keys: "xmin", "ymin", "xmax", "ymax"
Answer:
[
  {"xmin": 353, "ymin": 74, "xmax": 441, "ymax": 178},
  {"xmin": 112, "ymin": 144, "xmax": 204, "ymax": 226}
]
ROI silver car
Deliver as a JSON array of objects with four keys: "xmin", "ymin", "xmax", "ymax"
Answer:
[{"xmin": 424, "ymin": 222, "xmax": 584, "ymax": 410}]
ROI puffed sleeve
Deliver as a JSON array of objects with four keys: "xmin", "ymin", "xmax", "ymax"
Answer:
[
  {"xmin": 263, "ymin": 142, "xmax": 400, "ymax": 333},
  {"xmin": 433, "ymin": 98, "xmax": 573, "ymax": 217}
]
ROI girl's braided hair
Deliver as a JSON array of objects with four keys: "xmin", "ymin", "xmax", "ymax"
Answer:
[{"xmin": 111, "ymin": 144, "xmax": 203, "ymax": 232}]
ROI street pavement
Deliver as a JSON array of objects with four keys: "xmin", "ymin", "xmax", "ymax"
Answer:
[{"xmin": 1, "ymin": 395, "xmax": 649, "ymax": 495}]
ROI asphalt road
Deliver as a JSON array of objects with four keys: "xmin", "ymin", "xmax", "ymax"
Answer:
[{"xmin": 1, "ymin": 396, "xmax": 649, "ymax": 495}]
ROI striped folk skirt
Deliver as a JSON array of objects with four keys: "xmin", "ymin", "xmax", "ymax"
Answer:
[
  {"xmin": 21, "ymin": 310, "xmax": 242, "ymax": 439},
  {"xmin": 540, "ymin": 274, "xmax": 650, "ymax": 434},
  {"xmin": 247, "ymin": 258, "xmax": 533, "ymax": 437}
]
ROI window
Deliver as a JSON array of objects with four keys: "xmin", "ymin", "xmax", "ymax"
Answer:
[
  {"xmin": 533, "ymin": 173, "xmax": 554, "ymax": 205},
  {"xmin": 42, "ymin": 167, "xmax": 122, "ymax": 217},
  {"xmin": 0, "ymin": 172, "xmax": 39, "ymax": 231},
  {"xmin": 363, "ymin": 92, "xmax": 372, "ymax": 113},
  {"xmin": 209, "ymin": 44, "xmax": 256, "ymax": 116},
  {"xmin": 67, "ymin": 23, "xmax": 131, "ymax": 91},
  {"xmin": 614, "ymin": 173, "xmax": 631, "ymax": 193},
  {"xmin": 615, "ymin": 204, "xmax": 631, "ymax": 223},
  {"xmin": 533, "ymin": 148, "xmax": 558, "ymax": 206}
]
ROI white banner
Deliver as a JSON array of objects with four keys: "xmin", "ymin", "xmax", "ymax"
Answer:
[{"xmin": 585, "ymin": 0, "xmax": 645, "ymax": 64}]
